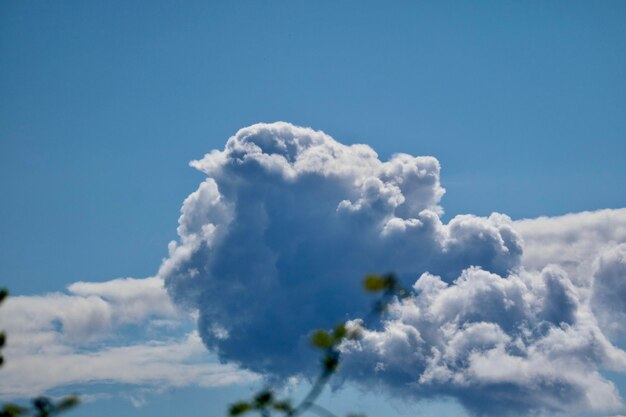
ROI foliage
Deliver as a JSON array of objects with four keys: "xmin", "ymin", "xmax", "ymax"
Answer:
[
  {"xmin": 0, "ymin": 272, "xmax": 408, "ymax": 417},
  {"xmin": 0, "ymin": 289, "xmax": 80, "ymax": 417},
  {"xmin": 227, "ymin": 274, "xmax": 409, "ymax": 417}
]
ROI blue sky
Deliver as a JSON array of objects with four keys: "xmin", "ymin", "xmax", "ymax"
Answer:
[{"xmin": 1, "ymin": 1, "xmax": 626, "ymax": 417}]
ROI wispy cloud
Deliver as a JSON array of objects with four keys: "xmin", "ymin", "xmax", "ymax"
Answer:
[{"xmin": 0, "ymin": 277, "xmax": 258, "ymax": 399}]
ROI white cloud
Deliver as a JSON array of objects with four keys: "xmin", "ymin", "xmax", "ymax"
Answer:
[
  {"xmin": 591, "ymin": 243, "xmax": 626, "ymax": 337},
  {"xmin": 2, "ymin": 277, "xmax": 178, "ymax": 345},
  {"xmin": 153, "ymin": 122, "xmax": 626, "ymax": 415},
  {"xmin": 0, "ymin": 331, "xmax": 258, "ymax": 398},
  {"xmin": 0, "ymin": 277, "xmax": 257, "ymax": 399},
  {"xmin": 162, "ymin": 122, "xmax": 523, "ymax": 379},
  {"xmin": 4, "ymin": 123, "xmax": 626, "ymax": 416},
  {"xmin": 341, "ymin": 267, "xmax": 626, "ymax": 415},
  {"xmin": 514, "ymin": 208, "xmax": 626, "ymax": 284}
]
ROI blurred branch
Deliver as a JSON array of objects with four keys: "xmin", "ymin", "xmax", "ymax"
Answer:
[{"xmin": 228, "ymin": 274, "xmax": 409, "ymax": 417}]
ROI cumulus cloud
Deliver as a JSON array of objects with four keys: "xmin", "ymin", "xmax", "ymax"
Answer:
[
  {"xmin": 156, "ymin": 122, "xmax": 626, "ymax": 415},
  {"xmin": 0, "ymin": 277, "xmax": 257, "ymax": 399},
  {"xmin": 514, "ymin": 208, "xmax": 626, "ymax": 284},
  {"xmin": 161, "ymin": 122, "xmax": 523, "ymax": 378},
  {"xmin": 340, "ymin": 267, "xmax": 626, "ymax": 415},
  {"xmin": 7, "ymin": 122, "xmax": 626, "ymax": 416},
  {"xmin": 591, "ymin": 244, "xmax": 626, "ymax": 337}
]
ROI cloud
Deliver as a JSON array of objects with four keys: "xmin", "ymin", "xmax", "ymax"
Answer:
[
  {"xmin": 591, "ymin": 243, "xmax": 626, "ymax": 337},
  {"xmin": 157, "ymin": 122, "xmax": 626, "ymax": 415},
  {"xmin": 340, "ymin": 267, "xmax": 626, "ymax": 415},
  {"xmin": 514, "ymin": 208, "xmax": 626, "ymax": 284},
  {"xmin": 6, "ymin": 122, "xmax": 626, "ymax": 416},
  {"xmin": 0, "ymin": 277, "xmax": 257, "ymax": 399},
  {"xmin": 161, "ymin": 122, "xmax": 523, "ymax": 378},
  {"xmin": 0, "ymin": 331, "xmax": 258, "ymax": 399},
  {"xmin": 2, "ymin": 277, "xmax": 178, "ymax": 345}
]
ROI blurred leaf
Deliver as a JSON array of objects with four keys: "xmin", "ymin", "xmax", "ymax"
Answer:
[
  {"xmin": 271, "ymin": 401, "xmax": 292, "ymax": 413},
  {"xmin": 333, "ymin": 324, "xmax": 347, "ymax": 341},
  {"xmin": 229, "ymin": 402, "xmax": 251, "ymax": 416},
  {"xmin": 253, "ymin": 390, "xmax": 273, "ymax": 407},
  {"xmin": 0, "ymin": 288, "xmax": 7, "ymax": 304},
  {"xmin": 311, "ymin": 330, "xmax": 334, "ymax": 349},
  {"xmin": 33, "ymin": 397, "xmax": 53, "ymax": 417},
  {"xmin": 2, "ymin": 403, "xmax": 27, "ymax": 416},
  {"xmin": 55, "ymin": 396, "xmax": 79, "ymax": 412},
  {"xmin": 323, "ymin": 354, "xmax": 339, "ymax": 372},
  {"xmin": 0, "ymin": 332, "xmax": 5, "ymax": 347},
  {"xmin": 363, "ymin": 275, "xmax": 387, "ymax": 292}
]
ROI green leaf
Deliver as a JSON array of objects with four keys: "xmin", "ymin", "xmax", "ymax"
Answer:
[
  {"xmin": 271, "ymin": 401, "xmax": 292, "ymax": 413},
  {"xmin": 0, "ymin": 331, "xmax": 6, "ymax": 347},
  {"xmin": 253, "ymin": 390, "xmax": 273, "ymax": 407},
  {"xmin": 55, "ymin": 396, "xmax": 79, "ymax": 412},
  {"xmin": 2, "ymin": 403, "xmax": 27, "ymax": 416},
  {"xmin": 333, "ymin": 324, "xmax": 347, "ymax": 341},
  {"xmin": 363, "ymin": 275, "xmax": 387, "ymax": 292},
  {"xmin": 0, "ymin": 288, "xmax": 8, "ymax": 304},
  {"xmin": 229, "ymin": 402, "xmax": 251, "ymax": 416},
  {"xmin": 311, "ymin": 330, "xmax": 334, "ymax": 349},
  {"xmin": 322, "ymin": 354, "xmax": 339, "ymax": 372}
]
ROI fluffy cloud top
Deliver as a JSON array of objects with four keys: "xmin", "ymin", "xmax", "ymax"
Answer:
[
  {"xmin": 162, "ymin": 122, "xmax": 523, "ymax": 379},
  {"xmin": 515, "ymin": 208, "xmax": 626, "ymax": 283},
  {"xmin": 340, "ymin": 266, "xmax": 626, "ymax": 415},
  {"xmin": 591, "ymin": 243, "xmax": 626, "ymax": 337}
]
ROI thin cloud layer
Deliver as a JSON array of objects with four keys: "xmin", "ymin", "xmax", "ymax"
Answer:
[
  {"xmin": 162, "ymin": 122, "xmax": 523, "ymax": 378},
  {"xmin": 0, "ymin": 277, "xmax": 257, "ymax": 399}
]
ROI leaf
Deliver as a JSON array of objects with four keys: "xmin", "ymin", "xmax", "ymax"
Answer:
[
  {"xmin": 2, "ymin": 403, "xmax": 27, "ymax": 416},
  {"xmin": 253, "ymin": 390, "xmax": 273, "ymax": 407},
  {"xmin": 0, "ymin": 332, "xmax": 5, "ymax": 348},
  {"xmin": 311, "ymin": 330, "xmax": 334, "ymax": 349},
  {"xmin": 229, "ymin": 402, "xmax": 251, "ymax": 416},
  {"xmin": 363, "ymin": 275, "xmax": 387, "ymax": 292},
  {"xmin": 55, "ymin": 396, "xmax": 79, "ymax": 412},
  {"xmin": 271, "ymin": 401, "xmax": 292, "ymax": 413},
  {"xmin": 333, "ymin": 324, "xmax": 347, "ymax": 341},
  {"xmin": 322, "ymin": 354, "xmax": 339, "ymax": 372},
  {"xmin": 0, "ymin": 288, "xmax": 7, "ymax": 304},
  {"xmin": 32, "ymin": 397, "xmax": 55, "ymax": 417}
]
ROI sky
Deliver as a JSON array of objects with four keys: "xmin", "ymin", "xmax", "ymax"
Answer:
[{"xmin": 1, "ymin": 1, "xmax": 626, "ymax": 417}]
